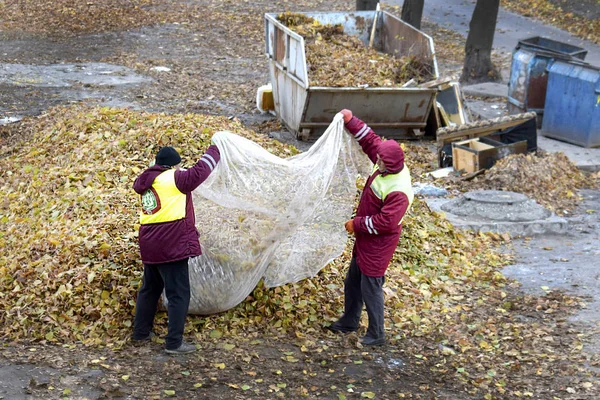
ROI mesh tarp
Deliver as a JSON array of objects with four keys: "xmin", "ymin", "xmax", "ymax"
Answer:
[{"xmin": 185, "ymin": 114, "xmax": 371, "ymax": 314}]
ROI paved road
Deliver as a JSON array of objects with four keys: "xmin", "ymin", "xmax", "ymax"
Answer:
[{"xmin": 390, "ymin": 0, "xmax": 600, "ymax": 66}]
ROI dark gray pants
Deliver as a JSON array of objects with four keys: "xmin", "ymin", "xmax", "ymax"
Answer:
[
  {"xmin": 132, "ymin": 258, "xmax": 191, "ymax": 350},
  {"xmin": 338, "ymin": 257, "xmax": 385, "ymax": 339}
]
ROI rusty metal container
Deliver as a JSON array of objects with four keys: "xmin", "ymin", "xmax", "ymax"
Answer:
[
  {"xmin": 264, "ymin": 11, "xmax": 439, "ymax": 140},
  {"xmin": 507, "ymin": 36, "xmax": 587, "ymax": 128}
]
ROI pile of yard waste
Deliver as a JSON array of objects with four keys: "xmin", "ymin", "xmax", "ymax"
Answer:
[
  {"xmin": 404, "ymin": 143, "xmax": 598, "ymax": 215},
  {"xmin": 0, "ymin": 105, "xmax": 595, "ymax": 399},
  {"xmin": 451, "ymin": 151, "xmax": 596, "ymax": 214},
  {"xmin": 0, "ymin": 104, "xmax": 506, "ymax": 346},
  {"xmin": 277, "ymin": 12, "xmax": 434, "ymax": 87}
]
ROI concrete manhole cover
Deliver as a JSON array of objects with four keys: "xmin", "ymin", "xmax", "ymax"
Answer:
[
  {"xmin": 441, "ymin": 190, "xmax": 551, "ymax": 222},
  {"xmin": 427, "ymin": 189, "xmax": 568, "ymax": 236},
  {"xmin": 463, "ymin": 190, "xmax": 528, "ymax": 205}
]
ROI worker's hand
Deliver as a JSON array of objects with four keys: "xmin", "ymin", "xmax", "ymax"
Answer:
[
  {"xmin": 344, "ymin": 219, "xmax": 355, "ymax": 234},
  {"xmin": 340, "ymin": 109, "xmax": 352, "ymax": 124}
]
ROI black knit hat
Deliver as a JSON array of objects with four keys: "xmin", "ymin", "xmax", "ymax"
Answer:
[{"xmin": 155, "ymin": 146, "xmax": 181, "ymax": 167}]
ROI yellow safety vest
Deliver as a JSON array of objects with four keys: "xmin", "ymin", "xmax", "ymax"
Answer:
[
  {"xmin": 369, "ymin": 166, "xmax": 414, "ymax": 223},
  {"xmin": 139, "ymin": 169, "xmax": 186, "ymax": 225}
]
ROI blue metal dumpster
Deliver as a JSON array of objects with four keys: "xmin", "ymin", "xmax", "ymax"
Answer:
[
  {"xmin": 507, "ymin": 36, "xmax": 588, "ymax": 127},
  {"xmin": 541, "ymin": 60, "xmax": 600, "ymax": 148}
]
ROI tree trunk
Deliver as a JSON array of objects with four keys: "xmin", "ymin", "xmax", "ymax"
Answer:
[
  {"xmin": 401, "ymin": 0, "xmax": 424, "ymax": 30},
  {"xmin": 356, "ymin": 0, "xmax": 378, "ymax": 11},
  {"xmin": 460, "ymin": 0, "xmax": 501, "ymax": 84}
]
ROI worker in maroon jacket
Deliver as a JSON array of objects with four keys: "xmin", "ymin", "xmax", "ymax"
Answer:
[
  {"xmin": 327, "ymin": 109, "xmax": 414, "ymax": 346},
  {"xmin": 131, "ymin": 144, "xmax": 220, "ymax": 355}
]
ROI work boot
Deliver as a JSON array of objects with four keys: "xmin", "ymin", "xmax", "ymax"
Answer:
[
  {"xmin": 360, "ymin": 335, "xmax": 385, "ymax": 346},
  {"xmin": 165, "ymin": 341, "xmax": 197, "ymax": 355},
  {"xmin": 325, "ymin": 320, "xmax": 358, "ymax": 334},
  {"xmin": 131, "ymin": 332, "xmax": 156, "ymax": 346}
]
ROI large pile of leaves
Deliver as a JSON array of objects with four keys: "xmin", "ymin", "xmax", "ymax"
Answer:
[
  {"xmin": 0, "ymin": 105, "xmax": 294, "ymax": 344},
  {"xmin": 277, "ymin": 12, "xmax": 434, "ymax": 87},
  {"xmin": 402, "ymin": 142, "xmax": 598, "ymax": 215},
  {"xmin": 1, "ymin": 106, "xmax": 597, "ymax": 398},
  {"xmin": 0, "ymin": 104, "xmax": 502, "ymax": 346},
  {"xmin": 449, "ymin": 151, "xmax": 597, "ymax": 214}
]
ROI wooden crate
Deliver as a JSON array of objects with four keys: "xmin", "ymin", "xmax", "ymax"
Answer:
[
  {"xmin": 436, "ymin": 112, "xmax": 537, "ymax": 167},
  {"xmin": 452, "ymin": 137, "xmax": 528, "ymax": 173}
]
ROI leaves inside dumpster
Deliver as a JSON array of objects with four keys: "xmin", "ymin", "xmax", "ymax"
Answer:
[{"xmin": 277, "ymin": 12, "xmax": 434, "ymax": 87}]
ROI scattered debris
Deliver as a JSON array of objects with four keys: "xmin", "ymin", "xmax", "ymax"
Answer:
[
  {"xmin": 413, "ymin": 182, "xmax": 448, "ymax": 197},
  {"xmin": 150, "ymin": 66, "xmax": 171, "ymax": 72},
  {"xmin": 436, "ymin": 112, "xmax": 537, "ymax": 168},
  {"xmin": 427, "ymin": 166, "xmax": 455, "ymax": 179}
]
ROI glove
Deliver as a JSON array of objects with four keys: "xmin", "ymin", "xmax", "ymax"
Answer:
[
  {"xmin": 340, "ymin": 109, "xmax": 352, "ymax": 124},
  {"xmin": 344, "ymin": 219, "xmax": 355, "ymax": 234}
]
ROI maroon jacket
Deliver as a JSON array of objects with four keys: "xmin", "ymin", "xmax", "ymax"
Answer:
[
  {"xmin": 346, "ymin": 117, "xmax": 410, "ymax": 277},
  {"xmin": 133, "ymin": 145, "xmax": 220, "ymax": 264}
]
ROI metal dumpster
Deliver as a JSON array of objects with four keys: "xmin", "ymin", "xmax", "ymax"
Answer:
[
  {"xmin": 507, "ymin": 36, "xmax": 588, "ymax": 128},
  {"xmin": 264, "ymin": 11, "xmax": 439, "ymax": 140},
  {"xmin": 541, "ymin": 60, "xmax": 600, "ymax": 148}
]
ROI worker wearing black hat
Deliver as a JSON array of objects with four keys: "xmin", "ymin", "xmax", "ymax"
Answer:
[{"xmin": 132, "ymin": 143, "xmax": 220, "ymax": 354}]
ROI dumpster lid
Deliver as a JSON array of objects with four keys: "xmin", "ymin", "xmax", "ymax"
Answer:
[
  {"xmin": 517, "ymin": 36, "xmax": 588, "ymax": 59},
  {"xmin": 549, "ymin": 58, "xmax": 600, "ymax": 73}
]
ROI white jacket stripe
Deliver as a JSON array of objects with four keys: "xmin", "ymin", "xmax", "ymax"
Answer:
[
  {"xmin": 203, "ymin": 153, "xmax": 217, "ymax": 169},
  {"xmin": 365, "ymin": 216, "xmax": 374, "ymax": 234},
  {"xmin": 367, "ymin": 216, "xmax": 379, "ymax": 235},
  {"xmin": 355, "ymin": 125, "xmax": 369, "ymax": 141},
  {"xmin": 200, "ymin": 158, "xmax": 214, "ymax": 171}
]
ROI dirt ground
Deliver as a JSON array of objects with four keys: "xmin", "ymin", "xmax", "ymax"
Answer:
[{"xmin": 1, "ymin": 1, "xmax": 600, "ymax": 399}]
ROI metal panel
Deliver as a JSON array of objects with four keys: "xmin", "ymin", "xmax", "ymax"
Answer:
[
  {"xmin": 541, "ymin": 61, "xmax": 600, "ymax": 148},
  {"xmin": 379, "ymin": 13, "xmax": 439, "ymax": 78},
  {"xmin": 302, "ymin": 87, "xmax": 435, "ymax": 128}
]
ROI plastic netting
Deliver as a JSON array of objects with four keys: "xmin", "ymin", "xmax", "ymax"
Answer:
[{"xmin": 184, "ymin": 114, "xmax": 371, "ymax": 315}]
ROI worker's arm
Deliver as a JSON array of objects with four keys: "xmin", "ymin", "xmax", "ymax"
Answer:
[
  {"xmin": 174, "ymin": 145, "xmax": 221, "ymax": 193},
  {"xmin": 341, "ymin": 109, "xmax": 382, "ymax": 164},
  {"xmin": 353, "ymin": 191, "xmax": 410, "ymax": 235}
]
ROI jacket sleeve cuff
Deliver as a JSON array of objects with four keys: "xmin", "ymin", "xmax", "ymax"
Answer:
[{"xmin": 353, "ymin": 216, "xmax": 365, "ymax": 234}]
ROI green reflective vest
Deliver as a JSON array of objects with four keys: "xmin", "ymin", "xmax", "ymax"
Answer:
[{"xmin": 369, "ymin": 166, "xmax": 414, "ymax": 222}]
